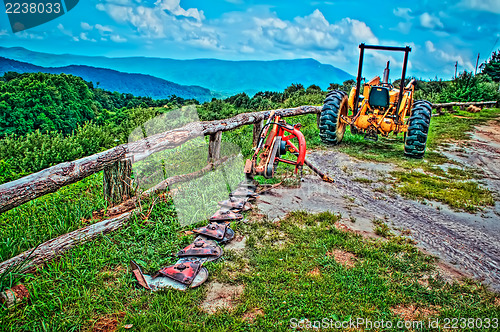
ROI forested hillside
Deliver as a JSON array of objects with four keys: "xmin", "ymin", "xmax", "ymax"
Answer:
[
  {"xmin": 0, "ymin": 72, "xmax": 202, "ymax": 184},
  {"xmin": 0, "ymin": 57, "xmax": 214, "ymax": 102}
]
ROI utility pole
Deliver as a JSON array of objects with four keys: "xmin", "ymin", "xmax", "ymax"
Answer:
[
  {"xmin": 475, "ymin": 53, "xmax": 480, "ymax": 75},
  {"xmin": 454, "ymin": 61, "xmax": 458, "ymax": 79}
]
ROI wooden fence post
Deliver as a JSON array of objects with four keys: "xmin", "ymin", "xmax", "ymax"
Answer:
[
  {"xmin": 103, "ymin": 159, "xmax": 132, "ymax": 206},
  {"xmin": 253, "ymin": 119, "xmax": 263, "ymax": 147},
  {"xmin": 208, "ymin": 131, "xmax": 222, "ymax": 162},
  {"xmin": 316, "ymin": 113, "xmax": 321, "ymax": 129}
]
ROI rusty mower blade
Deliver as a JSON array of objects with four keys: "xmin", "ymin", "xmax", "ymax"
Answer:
[
  {"xmin": 209, "ymin": 209, "xmax": 243, "ymax": 222},
  {"xmin": 230, "ymin": 188, "xmax": 259, "ymax": 200},
  {"xmin": 131, "ymin": 259, "xmax": 209, "ymax": 291},
  {"xmin": 237, "ymin": 181, "xmax": 257, "ymax": 191},
  {"xmin": 193, "ymin": 222, "xmax": 226, "ymax": 240},
  {"xmin": 155, "ymin": 261, "xmax": 202, "ymax": 285},
  {"xmin": 194, "ymin": 222, "xmax": 235, "ymax": 244},
  {"xmin": 131, "ymin": 261, "xmax": 151, "ymax": 290},
  {"xmin": 218, "ymin": 198, "xmax": 252, "ymax": 212},
  {"xmin": 177, "ymin": 238, "xmax": 223, "ymax": 261}
]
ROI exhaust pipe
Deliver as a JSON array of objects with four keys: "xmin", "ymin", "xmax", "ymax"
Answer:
[{"xmin": 382, "ymin": 61, "xmax": 390, "ymax": 84}]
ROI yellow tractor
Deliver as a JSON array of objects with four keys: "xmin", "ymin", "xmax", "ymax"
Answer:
[{"xmin": 319, "ymin": 44, "xmax": 432, "ymax": 158}]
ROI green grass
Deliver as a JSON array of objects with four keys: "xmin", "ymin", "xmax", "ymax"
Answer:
[
  {"xmin": 353, "ymin": 177, "xmax": 374, "ymax": 184},
  {"xmin": 391, "ymin": 170, "xmax": 494, "ymax": 212},
  {"xmin": 0, "ymin": 173, "xmax": 107, "ymax": 262},
  {"xmin": 372, "ymin": 218, "xmax": 393, "ymax": 238},
  {"xmin": 2, "ymin": 209, "xmax": 498, "ymax": 331}
]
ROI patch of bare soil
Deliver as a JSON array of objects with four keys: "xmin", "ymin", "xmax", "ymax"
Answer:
[
  {"xmin": 258, "ymin": 121, "xmax": 500, "ymax": 291},
  {"xmin": 326, "ymin": 249, "xmax": 357, "ymax": 268},
  {"xmin": 91, "ymin": 312, "xmax": 125, "ymax": 332},
  {"xmin": 391, "ymin": 304, "xmax": 440, "ymax": 321},
  {"xmin": 242, "ymin": 308, "xmax": 264, "ymax": 323},
  {"xmin": 10, "ymin": 284, "xmax": 29, "ymax": 300},
  {"xmin": 307, "ymin": 267, "xmax": 322, "ymax": 277},
  {"xmin": 200, "ymin": 282, "xmax": 244, "ymax": 314},
  {"xmin": 225, "ymin": 235, "xmax": 247, "ymax": 251},
  {"xmin": 442, "ymin": 121, "xmax": 500, "ymax": 194}
]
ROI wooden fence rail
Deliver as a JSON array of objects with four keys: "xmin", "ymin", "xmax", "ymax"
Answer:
[
  {"xmin": 0, "ymin": 156, "xmax": 232, "ymax": 275},
  {"xmin": 432, "ymin": 101, "xmax": 498, "ymax": 114},
  {"xmin": 0, "ymin": 105, "xmax": 321, "ymax": 214},
  {"xmin": 0, "ymin": 105, "xmax": 322, "ymax": 274}
]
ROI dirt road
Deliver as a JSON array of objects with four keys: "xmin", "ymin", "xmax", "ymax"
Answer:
[{"xmin": 257, "ymin": 122, "xmax": 500, "ymax": 291}]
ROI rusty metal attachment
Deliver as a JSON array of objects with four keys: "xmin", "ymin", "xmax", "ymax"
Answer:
[
  {"xmin": 245, "ymin": 113, "xmax": 333, "ymax": 182},
  {"xmin": 303, "ymin": 159, "xmax": 335, "ymax": 183},
  {"xmin": 230, "ymin": 188, "xmax": 259, "ymax": 200},
  {"xmin": 218, "ymin": 197, "xmax": 245, "ymax": 210},
  {"xmin": 131, "ymin": 260, "xmax": 209, "ymax": 291},
  {"xmin": 177, "ymin": 238, "xmax": 223, "ymax": 261},
  {"xmin": 131, "ymin": 261, "xmax": 151, "ymax": 290},
  {"xmin": 193, "ymin": 222, "xmax": 235, "ymax": 243},
  {"xmin": 209, "ymin": 209, "xmax": 243, "ymax": 222},
  {"xmin": 218, "ymin": 197, "xmax": 252, "ymax": 212},
  {"xmin": 155, "ymin": 261, "xmax": 202, "ymax": 285},
  {"xmin": 193, "ymin": 222, "xmax": 226, "ymax": 240}
]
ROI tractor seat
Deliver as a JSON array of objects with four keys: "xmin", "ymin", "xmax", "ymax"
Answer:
[{"xmin": 368, "ymin": 86, "xmax": 390, "ymax": 109}]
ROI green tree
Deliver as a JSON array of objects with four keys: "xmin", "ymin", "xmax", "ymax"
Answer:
[
  {"xmin": 284, "ymin": 83, "xmax": 305, "ymax": 98},
  {"xmin": 438, "ymin": 71, "xmax": 499, "ymax": 102},
  {"xmin": 0, "ymin": 73, "xmax": 98, "ymax": 136},
  {"xmin": 481, "ymin": 50, "xmax": 500, "ymax": 82}
]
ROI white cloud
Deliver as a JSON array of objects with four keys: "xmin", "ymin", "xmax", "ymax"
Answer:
[
  {"xmin": 418, "ymin": 42, "xmax": 475, "ymax": 75},
  {"xmin": 155, "ymin": 0, "xmax": 205, "ymax": 22},
  {"xmin": 425, "ymin": 40, "xmax": 436, "ymax": 52},
  {"xmin": 110, "ymin": 34, "xmax": 127, "ymax": 43},
  {"xmin": 459, "ymin": 0, "xmax": 500, "ymax": 14},
  {"xmin": 95, "ymin": 24, "xmax": 113, "ymax": 33},
  {"xmin": 393, "ymin": 8, "xmax": 412, "ymax": 20},
  {"xmin": 419, "ymin": 13, "xmax": 444, "ymax": 29},
  {"xmin": 81, "ymin": 22, "xmax": 93, "ymax": 30},
  {"xmin": 97, "ymin": 0, "xmax": 206, "ymax": 38},
  {"xmin": 80, "ymin": 32, "xmax": 97, "ymax": 42},
  {"xmin": 245, "ymin": 10, "xmax": 377, "ymax": 52}
]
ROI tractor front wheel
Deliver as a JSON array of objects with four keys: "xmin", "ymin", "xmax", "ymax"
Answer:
[
  {"xmin": 404, "ymin": 100, "xmax": 432, "ymax": 159},
  {"xmin": 319, "ymin": 90, "xmax": 348, "ymax": 145}
]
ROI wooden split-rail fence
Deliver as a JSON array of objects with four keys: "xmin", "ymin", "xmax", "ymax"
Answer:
[
  {"xmin": 0, "ymin": 100, "xmax": 497, "ymax": 274},
  {"xmin": 0, "ymin": 105, "xmax": 322, "ymax": 274}
]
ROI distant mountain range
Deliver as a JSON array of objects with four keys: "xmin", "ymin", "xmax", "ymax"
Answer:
[
  {"xmin": 0, "ymin": 47, "xmax": 353, "ymax": 97},
  {"xmin": 0, "ymin": 57, "xmax": 214, "ymax": 102}
]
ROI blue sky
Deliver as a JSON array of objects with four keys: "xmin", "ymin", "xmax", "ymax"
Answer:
[{"xmin": 0, "ymin": 0, "xmax": 499, "ymax": 79}]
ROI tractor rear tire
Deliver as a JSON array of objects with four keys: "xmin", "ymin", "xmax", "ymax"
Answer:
[
  {"xmin": 319, "ymin": 90, "xmax": 348, "ymax": 145},
  {"xmin": 404, "ymin": 100, "xmax": 432, "ymax": 159}
]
